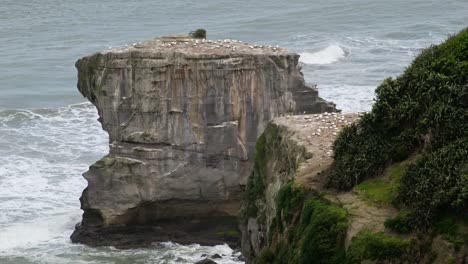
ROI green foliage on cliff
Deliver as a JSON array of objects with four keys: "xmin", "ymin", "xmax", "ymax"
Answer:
[
  {"xmin": 266, "ymin": 187, "xmax": 348, "ymax": 264},
  {"xmin": 242, "ymin": 132, "xmax": 268, "ymax": 220},
  {"xmin": 327, "ymin": 28, "xmax": 468, "ymax": 227},
  {"xmin": 346, "ymin": 230, "xmax": 410, "ymax": 263},
  {"xmin": 297, "ymin": 199, "xmax": 348, "ymax": 264},
  {"xmin": 398, "ymin": 138, "xmax": 468, "ymax": 226},
  {"xmin": 276, "ymin": 182, "xmax": 305, "ymax": 225},
  {"xmin": 241, "ymin": 123, "xmax": 309, "ymax": 224},
  {"xmin": 384, "ymin": 210, "xmax": 414, "ymax": 234}
]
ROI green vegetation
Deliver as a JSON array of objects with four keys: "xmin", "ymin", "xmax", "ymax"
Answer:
[
  {"xmin": 356, "ymin": 178, "xmax": 394, "ymax": 206},
  {"xmin": 355, "ymin": 159, "xmax": 413, "ymax": 206},
  {"xmin": 346, "ymin": 230, "xmax": 410, "ymax": 263},
  {"xmin": 276, "ymin": 182, "xmax": 305, "ymax": 224},
  {"xmin": 265, "ymin": 185, "xmax": 348, "ymax": 264},
  {"xmin": 241, "ymin": 123, "xmax": 308, "ymax": 223},
  {"xmin": 245, "ymin": 29, "xmax": 468, "ymax": 264},
  {"xmin": 434, "ymin": 215, "xmax": 468, "ymax": 249},
  {"xmin": 398, "ymin": 139, "xmax": 468, "ymax": 226},
  {"xmin": 297, "ymin": 199, "xmax": 348, "ymax": 264},
  {"xmin": 189, "ymin": 28, "xmax": 207, "ymax": 39},
  {"xmin": 327, "ymin": 28, "xmax": 468, "ymax": 227},
  {"xmin": 384, "ymin": 210, "xmax": 414, "ymax": 234}
]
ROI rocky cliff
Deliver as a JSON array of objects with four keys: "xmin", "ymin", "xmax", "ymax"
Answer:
[
  {"xmin": 241, "ymin": 114, "xmax": 467, "ymax": 264},
  {"xmin": 241, "ymin": 28, "xmax": 467, "ymax": 264},
  {"xmin": 71, "ymin": 36, "xmax": 335, "ymax": 246}
]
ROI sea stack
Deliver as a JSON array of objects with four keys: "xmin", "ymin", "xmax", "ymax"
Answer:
[{"xmin": 71, "ymin": 35, "xmax": 335, "ymax": 247}]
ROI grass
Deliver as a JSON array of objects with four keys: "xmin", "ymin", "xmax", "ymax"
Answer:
[
  {"xmin": 355, "ymin": 158, "xmax": 413, "ymax": 206},
  {"xmin": 356, "ymin": 178, "xmax": 393, "ymax": 206}
]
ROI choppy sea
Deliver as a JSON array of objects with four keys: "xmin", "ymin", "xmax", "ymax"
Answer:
[{"xmin": 0, "ymin": 0, "xmax": 466, "ymax": 263}]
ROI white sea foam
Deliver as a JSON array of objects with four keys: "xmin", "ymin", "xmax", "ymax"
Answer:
[
  {"xmin": 0, "ymin": 213, "xmax": 78, "ymax": 251},
  {"xmin": 299, "ymin": 44, "xmax": 346, "ymax": 65},
  {"xmin": 0, "ymin": 102, "xmax": 243, "ymax": 263}
]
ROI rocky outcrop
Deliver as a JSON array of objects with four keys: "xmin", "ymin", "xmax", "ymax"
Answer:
[
  {"xmin": 71, "ymin": 36, "xmax": 335, "ymax": 246},
  {"xmin": 240, "ymin": 113, "xmax": 467, "ymax": 263},
  {"xmin": 240, "ymin": 113, "xmax": 360, "ymax": 261},
  {"xmin": 241, "ymin": 30, "xmax": 468, "ymax": 263}
]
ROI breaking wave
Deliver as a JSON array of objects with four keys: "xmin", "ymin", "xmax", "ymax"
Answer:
[{"xmin": 299, "ymin": 44, "xmax": 347, "ymax": 65}]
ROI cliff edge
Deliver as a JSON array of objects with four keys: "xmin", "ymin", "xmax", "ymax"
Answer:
[
  {"xmin": 241, "ymin": 29, "xmax": 467, "ymax": 264},
  {"xmin": 71, "ymin": 35, "xmax": 335, "ymax": 247}
]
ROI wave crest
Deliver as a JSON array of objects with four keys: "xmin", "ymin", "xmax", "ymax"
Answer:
[{"xmin": 299, "ymin": 44, "xmax": 346, "ymax": 65}]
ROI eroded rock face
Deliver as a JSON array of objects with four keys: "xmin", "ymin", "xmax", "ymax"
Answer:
[{"xmin": 72, "ymin": 36, "xmax": 335, "ymax": 246}]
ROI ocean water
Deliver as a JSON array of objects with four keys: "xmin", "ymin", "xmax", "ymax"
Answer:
[{"xmin": 0, "ymin": 0, "xmax": 466, "ymax": 263}]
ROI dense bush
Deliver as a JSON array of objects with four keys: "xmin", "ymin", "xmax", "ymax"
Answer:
[
  {"xmin": 327, "ymin": 28, "xmax": 468, "ymax": 226},
  {"xmin": 297, "ymin": 199, "xmax": 348, "ymax": 264},
  {"xmin": 384, "ymin": 211, "xmax": 414, "ymax": 234},
  {"xmin": 328, "ymin": 28, "xmax": 467, "ymax": 190},
  {"xmin": 267, "ymin": 188, "xmax": 348, "ymax": 264},
  {"xmin": 189, "ymin": 28, "xmax": 207, "ymax": 39},
  {"xmin": 398, "ymin": 138, "xmax": 468, "ymax": 226},
  {"xmin": 346, "ymin": 230, "xmax": 410, "ymax": 263},
  {"xmin": 276, "ymin": 181, "xmax": 305, "ymax": 224}
]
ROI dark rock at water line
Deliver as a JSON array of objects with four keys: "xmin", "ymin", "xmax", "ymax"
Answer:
[
  {"xmin": 195, "ymin": 258, "xmax": 218, "ymax": 264},
  {"xmin": 71, "ymin": 216, "xmax": 240, "ymax": 249}
]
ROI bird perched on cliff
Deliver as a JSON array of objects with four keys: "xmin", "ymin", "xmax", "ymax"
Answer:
[{"xmin": 189, "ymin": 28, "xmax": 207, "ymax": 39}]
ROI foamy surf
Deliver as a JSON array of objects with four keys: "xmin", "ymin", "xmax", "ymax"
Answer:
[
  {"xmin": 299, "ymin": 44, "xmax": 346, "ymax": 65},
  {"xmin": 0, "ymin": 103, "xmax": 244, "ymax": 263}
]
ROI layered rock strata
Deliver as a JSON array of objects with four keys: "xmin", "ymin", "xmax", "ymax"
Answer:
[{"xmin": 71, "ymin": 36, "xmax": 335, "ymax": 246}]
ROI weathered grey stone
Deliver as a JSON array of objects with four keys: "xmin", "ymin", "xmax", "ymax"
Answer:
[{"xmin": 72, "ymin": 36, "xmax": 335, "ymax": 246}]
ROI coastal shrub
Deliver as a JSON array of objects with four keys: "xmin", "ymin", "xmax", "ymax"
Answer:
[
  {"xmin": 398, "ymin": 138, "xmax": 468, "ymax": 226},
  {"xmin": 298, "ymin": 199, "xmax": 348, "ymax": 264},
  {"xmin": 435, "ymin": 216, "xmax": 459, "ymax": 237},
  {"xmin": 276, "ymin": 181, "xmax": 305, "ymax": 224},
  {"xmin": 189, "ymin": 28, "xmax": 207, "ymax": 39},
  {"xmin": 346, "ymin": 230, "xmax": 410, "ymax": 263},
  {"xmin": 328, "ymin": 119, "xmax": 393, "ymax": 189},
  {"xmin": 328, "ymin": 28, "xmax": 468, "ymax": 190},
  {"xmin": 327, "ymin": 28, "xmax": 468, "ymax": 226},
  {"xmin": 269, "ymin": 194, "xmax": 348, "ymax": 264},
  {"xmin": 434, "ymin": 215, "xmax": 467, "ymax": 249},
  {"xmin": 384, "ymin": 211, "xmax": 414, "ymax": 234}
]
